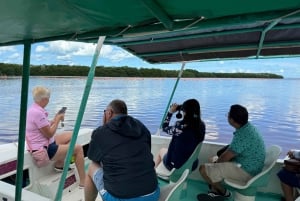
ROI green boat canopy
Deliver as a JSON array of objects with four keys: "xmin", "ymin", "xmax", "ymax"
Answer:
[{"xmin": 1, "ymin": 0, "xmax": 300, "ymax": 63}]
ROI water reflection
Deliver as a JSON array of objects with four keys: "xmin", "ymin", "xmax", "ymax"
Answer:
[{"xmin": 1, "ymin": 77, "xmax": 300, "ymax": 158}]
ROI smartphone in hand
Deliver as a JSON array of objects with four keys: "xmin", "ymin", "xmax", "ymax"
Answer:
[{"xmin": 58, "ymin": 107, "xmax": 67, "ymax": 114}]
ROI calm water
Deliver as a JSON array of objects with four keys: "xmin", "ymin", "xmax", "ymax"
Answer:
[{"xmin": 1, "ymin": 77, "xmax": 299, "ymax": 158}]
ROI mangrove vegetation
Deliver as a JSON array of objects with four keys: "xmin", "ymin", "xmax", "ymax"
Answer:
[{"xmin": 0, "ymin": 63, "xmax": 283, "ymax": 79}]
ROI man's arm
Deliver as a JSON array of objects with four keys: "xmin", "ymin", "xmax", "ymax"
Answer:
[{"xmin": 216, "ymin": 149, "xmax": 236, "ymax": 163}]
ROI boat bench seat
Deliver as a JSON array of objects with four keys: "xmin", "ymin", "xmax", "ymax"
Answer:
[
  {"xmin": 0, "ymin": 180, "xmax": 51, "ymax": 201},
  {"xmin": 36, "ymin": 166, "xmax": 80, "ymax": 200}
]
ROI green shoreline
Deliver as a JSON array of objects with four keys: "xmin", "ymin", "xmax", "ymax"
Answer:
[{"xmin": 0, "ymin": 63, "xmax": 283, "ymax": 79}]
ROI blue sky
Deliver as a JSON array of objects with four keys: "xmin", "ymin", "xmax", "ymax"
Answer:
[{"xmin": 1, "ymin": 41, "xmax": 300, "ymax": 78}]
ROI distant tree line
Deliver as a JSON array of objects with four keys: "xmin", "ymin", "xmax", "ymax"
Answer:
[{"xmin": 0, "ymin": 63, "xmax": 283, "ymax": 79}]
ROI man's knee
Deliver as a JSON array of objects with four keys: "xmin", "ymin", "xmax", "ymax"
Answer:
[{"xmin": 88, "ymin": 162, "xmax": 101, "ymax": 176}]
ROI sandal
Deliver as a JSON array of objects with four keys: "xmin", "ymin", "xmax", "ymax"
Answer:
[{"xmin": 54, "ymin": 166, "xmax": 73, "ymax": 172}]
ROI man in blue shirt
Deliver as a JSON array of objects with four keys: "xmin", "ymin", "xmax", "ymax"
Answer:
[{"xmin": 198, "ymin": 104, "xmax": 265, "ymax": 200}]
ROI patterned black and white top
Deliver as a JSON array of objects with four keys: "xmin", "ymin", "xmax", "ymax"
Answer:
[{"xmin": 162, "ymin": 112, "xmax": 205, "ymax": 170}]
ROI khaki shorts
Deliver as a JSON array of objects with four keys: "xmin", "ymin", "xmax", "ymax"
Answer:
[{"xmin": 205, "ymin": 162, "xmax": 252, "ymax": 184}]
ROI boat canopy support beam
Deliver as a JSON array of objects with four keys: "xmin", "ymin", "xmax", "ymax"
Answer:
[
  {"xmin": 55, "ymin": 36, "xmax": 106, "ymax": 201},
  {"xmin": 140, "ymin": 0, "xmax": 174, "ymax": 30},
  {"xmin": 256, "ymin": 19, "xmax": 281, "ymax": 58},
  {"xmin": 256, "ymin": 9, "xmax": 300, "ymax": 58},
  {"xmin": 15, "ymin": 41, "xmax": 31, "ymax": 201},
  {"xmin": 106, "ymin": 10, "xmax": 300, "ymax": 43},
  {"xmin": 137, "ymin": 41, "xmax": 300, "ymax": 58},
  {"xmin": 159, "ymin": 62, "xmax": 185, "ymax": 130}
]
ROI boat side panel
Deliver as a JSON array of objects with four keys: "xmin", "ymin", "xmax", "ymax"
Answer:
[
  {"xmin": 0, "ymin": 128, "xmax": 93, "ymax": 200},
  {"xmin": 0, "ymin": 180, "xmax": 51, "ymax": 201}
]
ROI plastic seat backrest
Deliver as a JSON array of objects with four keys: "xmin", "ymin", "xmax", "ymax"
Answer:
[
  {"xmin": 156, "ymin": 142, "xmax": 202, "ymax": 182},
  {"xmin": 296, "ymin": 188, "xmax": 300, "ymax": 201},
  {"xmin": 225, "ymin": 145, "xmax": 282, "ymax": 189},
  {"xmin": 158, "ymin": 169, "xmax": 189, "ymax": 201},
  {"xmin": 170, "ymin": 142, "xmax": 202, "ymax": 182}
]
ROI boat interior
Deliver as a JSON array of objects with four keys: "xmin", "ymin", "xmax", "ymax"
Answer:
[
  {"xmin": 0, "ymin": 129, "xmax": 287, "ymax": 201},
  {"xmin": 1, "ymin": 0, "xmax": 300, "ymax": 200}
]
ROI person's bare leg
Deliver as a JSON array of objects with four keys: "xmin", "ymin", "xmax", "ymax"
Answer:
[
  {"xmin": 74, "ymin": 144, "xmax": 86, "ymax": 186},
  {"xmin": 52, "ymin": 144, "xmax": 85, "ymax": 186},
  {"xmin": 85, "ymin": 162, "xmax": 101, "ymax": 201},
  {"xmin": 54, "ymin": 131, "xmax": 72, "ymax": 144},
  {"xmin": 54, "ymin": 160, "xmax": 64, "ymax": 168},
  {"xmin": 52, "ymin": 145, "xmax": 68, "ymax": 168},
  {"xmin": 154, "ymin": 148, "xmax": 168, "ymax": 168},
  {"xmin": 199, "ymin": 165, "xmax": 226, "ymax": 194},
  {"xmin": 52, "ymin": 132, "xmax": 72, "ymax": 168},
  {"xmin": 280, "ymin": 181, "xmax": 294, "ymax": 201}
]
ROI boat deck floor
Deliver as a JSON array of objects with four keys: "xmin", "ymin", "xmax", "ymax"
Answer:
[
  {"xmin": 89, "ymin": 176, "xmax": 283, "ymax": 201},
  {"xmin": 159, "ymin": 178, "xmax": 282, "ymax": 201},
  {"xmin": 60, "ymin": 175, "xmax": 282, "ymax": 201}
]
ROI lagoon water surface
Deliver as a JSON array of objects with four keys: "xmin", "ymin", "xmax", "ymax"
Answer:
[{"xmin": 1, "ymin": 77, "xmax": 299, "ymax": 158}]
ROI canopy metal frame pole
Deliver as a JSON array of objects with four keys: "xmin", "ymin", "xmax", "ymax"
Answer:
[
  {"xmin": 159, "ymin": 62, "xmax": 185, "ymax": 130},
  {"xmin": 55, "ymin": 36, "xmax": 106, "ymax": 201},
  {"xmin": 15, "ymin": 41, "xmax": 31, "ymax": 200}
]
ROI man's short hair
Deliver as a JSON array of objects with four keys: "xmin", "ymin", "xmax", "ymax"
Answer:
[
  {"xmin": 109, "ymin": 99, "xmax": 127, "ymax": 115},
  {"xmin": 229, "ymin": 104, "xmax": 248, "ymax": 126}
]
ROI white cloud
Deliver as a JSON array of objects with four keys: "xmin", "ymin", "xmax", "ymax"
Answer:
[
  {"xmin": 100, "ymin": 45, "xmax": 113, "ymax": 55},
  {"xmin": 57, "ymin": 55, "xmax": 72, "ymax": 60},
  {"xmin": 56, "ymin": 54, "xmax": 74, "ymax": 66},
  {"xmin": 33, "ymin": 41, "xmax": 134, "ymax": 63},
  {"xmin": 73, "ymin": 46, "xmax": 95, "ymax": 56},
  {"xmin": 0, "ymin": 46, "xmax": 16, "ymax": 55},
  {"xmin": 8, "ymin": 53, "xmax": 20, "ymax": 59},
  {"xmin": 32, "ymin": 54, "xmax": 44, "ymax": 61},
  {"xmin": 104, "ymin": 49, "xmax": 133, "ymax": 62},
  {"xmin": 35, "ymin": 45, "xmax": 48, "ymax": 53}
]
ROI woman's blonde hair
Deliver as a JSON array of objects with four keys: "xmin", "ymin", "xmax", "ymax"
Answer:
[{"xmin": 32, "ymin": 86, "xmax": 50, "ymax": 102}]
